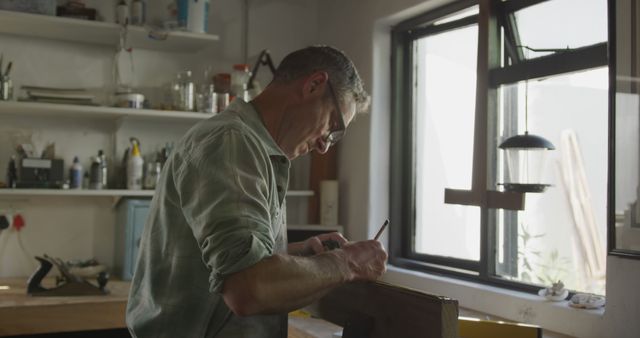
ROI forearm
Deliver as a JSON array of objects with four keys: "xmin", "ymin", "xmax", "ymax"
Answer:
[{"xmin": 223, "ymin": 251, "xmax": 352, "ymax": 316}]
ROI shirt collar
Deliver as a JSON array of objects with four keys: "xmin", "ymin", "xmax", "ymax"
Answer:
[{"xmin": 226, "ymin": 99, "xmax": 289, "ymax": 161}]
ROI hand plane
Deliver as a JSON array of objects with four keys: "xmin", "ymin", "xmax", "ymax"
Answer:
[{"xmin": 27, "ymin": 255, "xmax": 109, "ymax": 297}]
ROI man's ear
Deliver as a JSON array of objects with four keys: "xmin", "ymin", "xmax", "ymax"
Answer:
[{"xmin": 302, "ymin": 71, "xmax": 329, "ymax": 98}]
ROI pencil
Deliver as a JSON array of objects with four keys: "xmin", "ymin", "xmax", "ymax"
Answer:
[{"xmin": 373, "ymin": 219, "xmax": 389, "ymax": 240}]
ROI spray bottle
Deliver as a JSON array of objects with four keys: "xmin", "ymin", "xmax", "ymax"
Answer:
[
  {"xmin": 127, "ymin": 138, "xmax": 144, "ymax": 190},
  {"xmin": 70, "ymin": 156, "xmax": 83, "ymax": 189},
  {"xmin": 89, "ymin": 155, "xmax": 103, "ymax": 190}
]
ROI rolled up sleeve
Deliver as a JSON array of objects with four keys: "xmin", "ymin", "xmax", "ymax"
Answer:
[{"xmin": 174, "ymin": 128, "xmax": 275, "ymax": 293}]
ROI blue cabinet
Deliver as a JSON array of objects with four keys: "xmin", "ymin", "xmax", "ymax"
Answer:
[{"xmin": 114, "ymin": 199, "xmax": 150, "ymax": 280}]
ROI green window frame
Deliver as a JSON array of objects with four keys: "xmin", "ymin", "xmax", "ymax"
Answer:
[{"xmin": 389, "ymin": 0, "xmax": 608, "ymax": 293}]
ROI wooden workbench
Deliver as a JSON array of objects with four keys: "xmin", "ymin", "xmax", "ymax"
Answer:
[
  {"xmin": 0, "ymin": 277, "xmax": 130, "ymax": 336},
  {"xmin": 0, "ymin": 278, "xmax": 340, "ymax": 338}
]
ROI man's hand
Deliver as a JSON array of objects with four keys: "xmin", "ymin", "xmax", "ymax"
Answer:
[
  {"xmin": 223, "ymin": 237, "xmax": 387, "ymax": 316},
  {"xmin": 291, "ymin": 232, "xmax": 349, "ymax": 256},
  {"xmin": 340, "ymin": 240, "xmax": 388, "ymax": 281},
  {"xmin": 289, "ymin": 233, "xmax": 387, "ymax": 280}
]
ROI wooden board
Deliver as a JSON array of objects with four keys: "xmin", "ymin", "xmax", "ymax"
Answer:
[
  {"xmin": 0, "ymin": 277, "xmax": 129, "ymax": 336},
  {"xmin": 308, "ymin": 281, "xmax": 459, "ymax": 338}
]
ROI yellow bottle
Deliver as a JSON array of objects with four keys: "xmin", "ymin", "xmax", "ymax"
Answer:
[{"xmin": 127, "ymin": 139, "xmax": 144, "ymax": 190}]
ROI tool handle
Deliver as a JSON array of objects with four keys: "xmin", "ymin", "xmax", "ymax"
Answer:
[{"xmin": 27, "ymin": 256, "xmax": 52, "ymax": 294}]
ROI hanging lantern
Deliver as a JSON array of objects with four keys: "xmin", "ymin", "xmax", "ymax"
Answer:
[
  {"xmin": 498, "ymin": 77, "xmax": 555, "ymax": 193},
  {"xmin": 498, "ymin": 131, "xmax": 555, "ymax": 193}
]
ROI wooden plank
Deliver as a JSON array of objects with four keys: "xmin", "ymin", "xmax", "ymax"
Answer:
[{"xmin": 309, "ymin": 281, "xmax": 458, "ymax": 338}]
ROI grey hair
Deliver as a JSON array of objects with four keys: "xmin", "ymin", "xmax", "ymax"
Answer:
[{"xmin": 273, "ymin": 45, "xmax": 371, "ymax": 114}]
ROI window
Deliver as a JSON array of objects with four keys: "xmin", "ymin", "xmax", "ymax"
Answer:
[
  {"xmin": 414, "ymin": 19, "xmax": 480, "ymax": 262},
  {"xmin": 390, "ymin": 0, "xmax": 608, "ymax": 295}
]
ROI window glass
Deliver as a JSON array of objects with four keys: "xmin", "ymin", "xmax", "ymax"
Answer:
[
  {"xmin": 513, "ymin": 0, "xmax": 607, "ymax": 59},
  {"xmin": 495, "ymin": 68, "xmax": 608, "ymax": 295},
  {"xmin": 414, "ymin": 24, "xmax": 480, "ymax": 260}
]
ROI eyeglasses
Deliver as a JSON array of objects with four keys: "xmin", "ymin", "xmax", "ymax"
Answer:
[{"xmin": 325, "ymin": 80, "xmax": 346, "ymax": 145}]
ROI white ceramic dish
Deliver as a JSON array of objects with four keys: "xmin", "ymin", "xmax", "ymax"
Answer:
[{"xmin": 538, "ymin": 287, "xmax": 569, "ymax": 302}]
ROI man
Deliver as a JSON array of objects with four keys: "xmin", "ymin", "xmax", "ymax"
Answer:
[{"xmin": 126, "ymin": 46, "xmax": 388, "ymax": 337}]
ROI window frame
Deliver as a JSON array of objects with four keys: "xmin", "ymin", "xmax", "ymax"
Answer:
[
  {"xmin": 608, "ymin": 0, "xmax": 640, "ymax": 259},
  {"xmin": 389, "ymin": 0, "xmax": 609, "ymax": 293}
]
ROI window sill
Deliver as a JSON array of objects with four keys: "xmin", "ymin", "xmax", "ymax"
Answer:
[{"xmin": 382, "ymin": 265, "xmax": 606, "ymax": 338}]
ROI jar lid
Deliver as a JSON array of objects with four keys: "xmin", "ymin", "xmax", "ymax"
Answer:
[
  {"xmin": 178, "ymin": 70, "xmax": 192, "ymax": 78},
  {"xmin": 233, "ymin": 64, "xmax": 250, "ymax": 71},
  {"xmin": 115, "ymin": 92, "xmax": 144, "ymax": 100}
]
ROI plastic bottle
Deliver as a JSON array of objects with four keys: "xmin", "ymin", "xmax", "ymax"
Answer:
[
  {"xmin": 177, "ymin": 0, "xmax": 210, "ymax": 33},
  {"xmin": 70, "ymin": 156, "xmax": 83, "ymax": 189},
  {"xmin": 82, "ymin": 172, "xmax": 90, "ymax": 189},
  {"xmin": 230, "ymin": 64, "xmax": 251, "ymax": 101},
  {"xmin": 131, "ymin": 0, "xmax": 145, "ymax": 26},
  {"xmin": 98, "ymin": 150, "xmax": 108, "ymax": 189},
  {"xmin": 6, "ymin": 155, "xmax": 17, "ymax": 188},
  {"xmin": 116, "ymin": 0, "xmax": 129, "ymax": 26},
  {"xmin": 127, "ymin": 139, "xmax": 144, "ymax": 190},
  {"xmin": 89, "ymin": 156, "xmax": 103, "ymax": 190}
]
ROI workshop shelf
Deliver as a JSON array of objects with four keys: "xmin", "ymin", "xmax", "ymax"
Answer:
[
  {"xmin": 0, "ymin": 10, "xmax": 219, "ymax": 53},
  {"xmin": 287, "ymin": 190, "xmax": 315, "ymax": 197},
  {"xmin": 0, "ymin": 189, "xmax": 314, "ymax": 198},
  {"xmin": 0, "ymin": 189, "xmax": 154, "ymax": 197},
  {"xmin": 0, "ymin": 100, "xmax": 211, "ymax": 122}
]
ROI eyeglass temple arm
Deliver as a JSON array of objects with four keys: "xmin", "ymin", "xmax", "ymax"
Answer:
[{"xmin": 248, "ymin": 49, "xmax": 277, "ymax": 90}]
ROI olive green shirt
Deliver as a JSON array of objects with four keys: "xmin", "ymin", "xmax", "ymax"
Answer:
[{"xmin": 127, "ymin": 99, "xmax": 290, "ymax": 337}]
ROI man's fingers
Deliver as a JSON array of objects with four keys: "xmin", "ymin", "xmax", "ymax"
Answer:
[
  {"xmin": 330, "ymin": 232, "xmax": 349, "ymax": 245},
  {"xmin": 339, "ymin": 239, "xmax": 388, "ymax": 281},
  {"xmin": 308, "ymin": 237, "xmax": 325, "ymax": 254},
  {"xmin": 318, "ymin": 232, "xmax": 349, "ymax": 245}
]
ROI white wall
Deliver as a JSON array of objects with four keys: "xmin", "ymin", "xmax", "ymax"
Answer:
[
  {"xmin": 319, "ymin": 0, "xmax": 640, "ymax": 337},
  {"xmin": 604, "ymin": 256, "xmax": 640, "ymax": 337},
  {"xmin": 316, "ymin": 0, "xmax": 450, "ymax": 243},
  {"xmin": 0, "ymin": 0, "xmax": 320, "ymax": 277}
]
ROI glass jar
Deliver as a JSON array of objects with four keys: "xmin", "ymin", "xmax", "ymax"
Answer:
[
  {"xmin": 0, "ymin": 75, "xmax": 13, "ymax": 101},
  {"xmin": 144, "ymin": 162, "xmax": 161, "ymax": 190},
  {"xmin": 213, "ymin": 73, "xmax": 231, "ymax": 112},
  {"xmin": 172, "ymin": 70, "xmax": 195, "ymax": 111},
  {"xmin": 196, "ymin": 84, "xmax": 217, "ymax": 114},
  {"xmin": 231, "ymin": 64, "xmax": 251, "ymax": 101}
]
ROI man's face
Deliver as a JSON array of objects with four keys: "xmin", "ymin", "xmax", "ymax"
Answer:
[{"xmin": 278, "ymin": 80, "xmax": 356, "ymax": 160}]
